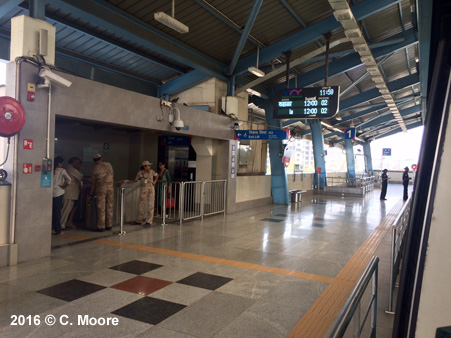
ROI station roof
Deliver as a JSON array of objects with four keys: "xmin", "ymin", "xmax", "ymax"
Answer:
[{"xmin": 0, "ymin": 0, "xmax": 433, "ymax": 142}]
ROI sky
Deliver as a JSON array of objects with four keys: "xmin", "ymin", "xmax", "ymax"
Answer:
[{"xmin": 371, "ymin": 126, "xmax": 424, "ymax": 170}]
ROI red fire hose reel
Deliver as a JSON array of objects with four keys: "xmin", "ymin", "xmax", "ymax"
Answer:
[{"xmin": 0, "ymin": 96, "xmax": 26, "ymax": 137}]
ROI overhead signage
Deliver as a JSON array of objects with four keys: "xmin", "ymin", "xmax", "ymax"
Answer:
[
  {"xmin": 344, "ymin": 128, "xmax": 356, "ymax": 140},
  {"xmin": 382, "ymin": 148, "xmax": 391, "ymax": 156},
  {"xmin": 273, "ymin": 86, "xmax": 340, "ymax": 119},
  {"xmin": 160, "ymin": 136, "xmax": 191, "ymax": 146},
  {"xmin": 235, "ymin": 130, "xmax": 289, "ymax": 140}
]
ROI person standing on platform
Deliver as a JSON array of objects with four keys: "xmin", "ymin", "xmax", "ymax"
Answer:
[
  {"xmin": 402, "ymin": 166, "xmax": 411, "ymax": 201},
  {"xmin": 157, "ymin": 162, "xmax": 172, "ymax": 214},
  {"xmin": 122, "ymin": 161, "xmax": 158, "ymax": 226},
  {"xmin": 61, "ymin": 157, "xmax": 83, "ymax": 229},
  {"xmin": 380, "ymin": 169, "xmax": 389, "ymax": 200},
  {"xmin": 52, "ymin": 156, "xmax": 71, "ymax": 235},
  {"xmin": 87, "ymin": 153, "xmax": 114, "ymax": 232}
]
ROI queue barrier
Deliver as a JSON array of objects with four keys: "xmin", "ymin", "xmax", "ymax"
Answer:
[{"xmin": 120, "ymin": 180, "xmax": 226, "ymax": 227}]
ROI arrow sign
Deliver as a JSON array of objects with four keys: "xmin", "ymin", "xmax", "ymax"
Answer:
[{"xmin": 235, "ymin": 130, "xmax": 289, "ymax": 140}]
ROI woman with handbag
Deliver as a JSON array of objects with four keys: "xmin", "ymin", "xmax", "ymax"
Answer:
[{"xmin": 157, "ymin": 162, "xmax": 172, "ymax": 213}]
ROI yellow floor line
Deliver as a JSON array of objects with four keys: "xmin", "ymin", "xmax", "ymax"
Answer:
[
  {"xmin": 60, "ymin": 233, "xmax": 91, "ymax": 240},
  {"xmin": 287, "ymin": 200, "xmax": 404, "ymax": 338},
  {"xmin": 95, "ymin": 238, "xmax": 334, "ymax": 284}
]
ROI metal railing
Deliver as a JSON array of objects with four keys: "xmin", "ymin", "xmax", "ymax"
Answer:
[
  {"xmin": 202, "ymin": 180, "xmax": 227, "ymax": 218},
  {"xmin": 318, "ymin": 176, "xmax": 375, "ymax": 194},
  {"xmin": 329, "ymin": 256, "xmax": 379, "ymax": 338},
  {"xmin": 119, "ymin": 180, "xmax": 227, "ymax": 227},
  {"xmin": 155, "ymin": 181, "xmax": 182, "ymax": 225},
  {"xmin": 386, "ymin": 196, "xmax": 412, "ymax": 314}
]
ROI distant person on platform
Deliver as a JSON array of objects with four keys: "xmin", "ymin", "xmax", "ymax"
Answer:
[
  {"xmin": 380, "ymin": 169, "xmax": 389, "ymax": 200},
  {"xmin": 121, "ymin": 160, "xmax": 158, "ymax": 226},
  {"xmin": 402, "ymin": 166, "xmax": 411, "ymax": 201},
  {"xmin": 87, "ymin": 153, "xmax": 114, "ymax": 232},
  {"xmin": 52, "ymin": 156, "xmax": 71, "ymax": 235},
  {"xmin": 61, "ymin": 157, "xmax": 83, "ymax": 229}
]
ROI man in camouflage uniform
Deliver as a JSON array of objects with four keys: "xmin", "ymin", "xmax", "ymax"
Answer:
[
  {"xmin": 133, "ymin": 160, "xmax": 159, "ymax": 225},
  {"xmin": 87, "ymin": 153, "xmax": 114, "ymax": 231}
]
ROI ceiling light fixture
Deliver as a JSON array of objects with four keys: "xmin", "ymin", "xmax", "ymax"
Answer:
[
  {"xmin": 154, "ymin": 0, "xmax": 189, "ymax": 34},
  {"xmin": 248, "ymin": 46, "xmax": 265, "ymax": 77}
]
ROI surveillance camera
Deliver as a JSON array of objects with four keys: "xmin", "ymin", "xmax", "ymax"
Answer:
[
  {"xmin": 231, "ymin": 121, "xmax": 243, "ymax": 130},
  {"xmin": 39, "ymin": 69, "xmax": 72, "ymax": 88},
  {"xmin": 173, "ymin": 118, "xmax": 184, "ymax": 130}
]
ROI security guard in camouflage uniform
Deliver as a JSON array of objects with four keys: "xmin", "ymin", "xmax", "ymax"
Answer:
[
  {"xmin": 133, "ymin": 160, "xmax": 158, "ymax": 225},
  {"xmin": 87, "ymin": 153, "xmax": 114, "ymax": 232}
]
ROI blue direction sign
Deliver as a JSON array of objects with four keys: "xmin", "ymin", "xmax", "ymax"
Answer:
[
  {"xmin": 235, "ymin": 130, "xmax": 289, "ymax": 140},
  {"xmin": 382, "ymin": 148, "xmax": 391, "ymax": 156},
  {"xmin": 344, "ymin": 128, "xmax": 356, "ymax": 140}
]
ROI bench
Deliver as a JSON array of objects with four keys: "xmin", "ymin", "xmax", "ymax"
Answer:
[{"xmin": 289, "ymin": 190, "xmax": 307, "ymax": 203}]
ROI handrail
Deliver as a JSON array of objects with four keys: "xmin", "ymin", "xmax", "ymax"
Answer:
[
  {"xmin": 386, "ymin": 195, "xmax": 412, "ymax": 314},
  {"xmin": 329, "ymin": 256, "xmax": 379, "ymax": 338}
]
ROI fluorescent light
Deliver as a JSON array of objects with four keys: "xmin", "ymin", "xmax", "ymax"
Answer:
[
  {"xmin": 248, "ymin": 67, "xmax": 265, "ymax": 77},
  {"xmin": 154, "ymin": 12, "xmax": 189, "ymax": 33}
]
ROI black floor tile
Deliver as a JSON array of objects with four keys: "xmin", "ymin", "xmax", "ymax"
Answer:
[
  {"xmin": 275, "ymin": 214, "xmax": 287, "ymax": 217},
  {"xmin": 260, "ymin": 218, "xmax": 284, "ymax": 223},
  {"xmin": 312, "ymin": 223, "xmax": 325, "ymax": 227},
  {"xmin": 112, "ymin": 297, "xmax": 186, "ymax": 325},
  {"xmin": 37, "ymin": 279, "xmax": 106, "ymax": 302},
  {"xmin": 109, "ymin": 260, "xmax": 163, "ymax": 275},
  {"xmin": 177, "ymin": 272, "xmax": 232, "ymax": 290}
]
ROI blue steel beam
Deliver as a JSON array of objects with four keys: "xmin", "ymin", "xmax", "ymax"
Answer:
[
  {"xmin": 324, "ymin": 131, "xmax": 343, "ymax": 139},
  {"xmin": 164, "ymin": 0, "xmax": 406, "ymax": 96},
  {"xmin": 279, "ymin": 0, "xmax": 322, "ymax": 48},
  {"xmin": 340, "ymin": 73, "xmax": 419, "ymax": 110},
  {"xmin": 309, "ymin": 120, "xmax": 327, "ymax": 189},
  {"xmin": 344, "ymin": 138, "xmax": 356, "ymax": 179},
  {"xmin": 374, "ymin": 121, "xmax": 423, "ymax": 139},
  {"xmin": 416, "ymin": 0, "xmax": 433, "ymax": 119},
  {"xmin": 358, "ymin": 105, "xmax": 421, "ymax": 129},
  {"xmin": 0, "ymin": 0, "xmax": 22, "ymax": 15},
  {"xmin": 227, "ymin": 0, "xmax": 263, "ymax": 75},
  {"xmin": 233, "ymin": 0, "xmax": 402, "ymax": 75},
  {"xmin": 362, "ymin": 142, "xmax": 373, "ymax": 175},
  {"xmin": 193, "ymin": 0, "xmax": 259, "ymax": 46},
  {"xmin": 273, "ymin": 29, "xmax": 417, "ymax": 91},
  {"xmin": 265, "ymin": 100, "xmax": 289, "ymax": 204},
  {"xmin": 29, "ymin": 0, "xmax": 45, "ymax": 19},
  {"xmin": 50, "ymin": 0, "xmax": 227, "ymax": 79}
]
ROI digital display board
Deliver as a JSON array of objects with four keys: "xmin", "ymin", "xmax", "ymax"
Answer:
[{"xmin": 273, "ymin": 86, "xmax": 340, "ymax": 119}]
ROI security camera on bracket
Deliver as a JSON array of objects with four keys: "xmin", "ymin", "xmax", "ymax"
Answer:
[
  {"xmin": 38, "ymin": 68, "xmax": 72, "ymax": 88},
  {"xmin": 169, "ymin": 107, "xmax": 184, "ymax": 130}
]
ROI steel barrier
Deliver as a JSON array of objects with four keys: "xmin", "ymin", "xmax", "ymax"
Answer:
[
  {"xmin": 329, "ymin": 256, "xmax": 379, "ymax": 338},
  {"xmin": 154, "ymin": 181, "xmax": 182, "ymax": 225},
  {"xmin": 385, "ymin": 196, "xmax": 412, "ymax": 314},
  {"xmin": 202, "ymin": 180, "xmax": 227, "ymax": 219},
  {"xmin": 119, "ymin": 180, "xmax": 227, "ymax": 228}
]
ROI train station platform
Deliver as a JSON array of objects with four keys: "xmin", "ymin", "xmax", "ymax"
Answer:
[{"xmin": 0, "ymin": 184, "xmax": 409, "ymax": 337}]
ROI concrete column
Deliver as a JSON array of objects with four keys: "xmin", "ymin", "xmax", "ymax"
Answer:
[
  {"xmin": 362, "ymin": 141, "xmax": 373, "ymax": 176},
  {"xmin": 308, "ymin": 119, "xmax": 327, "ymax": 189},
  {"xmin": 344, "ymin": 138, "xmax": 356, "ymax": 180},
  {"xmin": 265, "ymin": 101, "xmax": 289, "ymax": 204}
]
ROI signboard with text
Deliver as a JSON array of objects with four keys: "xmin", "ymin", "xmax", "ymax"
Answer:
[
  {"xmin": 235, "ymin": 130, "xmax": 289, "ymax": 140},
  {"xmin": 382, "ymin": 148, "xmax": 391, "ymax": 156}
]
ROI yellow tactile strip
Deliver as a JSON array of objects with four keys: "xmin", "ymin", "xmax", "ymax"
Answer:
[
  {"xmin": 287, "ymin": 200, "xmax": 404, "ymax": 338},
  {"xmin": 95, "ymin": 239, "xmax": 334, "ymax": 284},
  {"xmin": 60, "ymin": 233, "xmax": 91, "ymax": 240}
]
